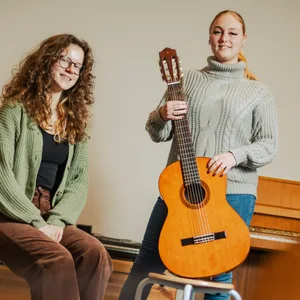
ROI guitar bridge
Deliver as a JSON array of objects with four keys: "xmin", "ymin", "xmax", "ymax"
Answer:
[{"xmin": 181, "ymin": 231, "xmax": 226, "ymax": 246}]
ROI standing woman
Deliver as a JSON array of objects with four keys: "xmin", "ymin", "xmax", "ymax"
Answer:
[
  {"xmin": 0, "ymin": 34, "xmax": 112, "ymax": 300},
  {"xmin": 119, "ymin": 10, "xmax": 278, "ymax": 300}
]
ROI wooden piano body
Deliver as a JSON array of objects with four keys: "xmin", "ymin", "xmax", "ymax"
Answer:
[
  {"xmin": 250, "ymin": 176, "xmax": 300, "ymax": 250},
  {"xmin": 233, "ymin": 176, "xmax": 300, "ymax": 299}
]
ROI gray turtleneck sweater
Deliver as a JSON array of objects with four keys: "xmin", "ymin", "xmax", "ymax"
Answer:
[{"xmin": 146, "ymin": 56, "xmax": 278, "ymax": 197}]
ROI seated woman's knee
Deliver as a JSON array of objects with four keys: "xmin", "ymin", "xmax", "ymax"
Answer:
[{"xmin": 87, "ymin": 240, "xmax": 113, "ymax": 272}]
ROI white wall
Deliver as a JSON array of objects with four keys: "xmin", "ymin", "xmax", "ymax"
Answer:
[{"xmin": 0, "ymin": 0, "xmax": 299, "ymax": 242}]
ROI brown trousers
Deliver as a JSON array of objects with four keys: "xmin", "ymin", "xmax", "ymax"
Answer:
[{"xmin": 0, "ymin": 187, "xmax": 113, "ymax": 300}]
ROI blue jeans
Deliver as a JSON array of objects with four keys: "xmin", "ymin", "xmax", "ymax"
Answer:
[{"xmin": 118, "ymin": 194, "xmax": 256, "ymax": 300}]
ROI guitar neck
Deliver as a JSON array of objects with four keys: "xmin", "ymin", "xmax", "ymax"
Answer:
[{"xmin": 167, "ymin": 82, "xmax": 200, "ymax": 185}]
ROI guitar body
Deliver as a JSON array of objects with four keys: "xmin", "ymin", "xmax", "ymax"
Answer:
[{"xmin": 158, "ymin": 157, "xmax": 250, "ymax": 278}]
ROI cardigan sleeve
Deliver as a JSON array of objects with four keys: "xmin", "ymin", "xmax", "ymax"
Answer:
[
  {"xmin": 0, "ymin": 104, "xmax": 47, "ymax": 228},
  {"xmin": 46, "ymin": 140, "xmax": 89, "ymax": 228}
]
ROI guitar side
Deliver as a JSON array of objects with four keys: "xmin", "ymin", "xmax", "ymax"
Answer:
[{"xmin": 158, "ymin": 157, "xmax": 250, "ymax": 278}]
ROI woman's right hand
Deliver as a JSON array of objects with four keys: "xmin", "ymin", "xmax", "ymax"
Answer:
[
  {"xmin": 39, "ymin": 225, "xmax": 63, "ymax": 243},
  {"xmin": 159, "ymin": 101, "xmax": 188, "ymax": 121}
]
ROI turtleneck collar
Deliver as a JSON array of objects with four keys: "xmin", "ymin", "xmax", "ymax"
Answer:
[{"xmin": 202, "ymin": 56, "xmax": 246, "ymax": 80}]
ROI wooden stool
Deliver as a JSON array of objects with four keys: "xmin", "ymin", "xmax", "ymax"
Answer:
[{"xmin": 134, "ymin": 273, "xmax": 242, "ymax": 300}]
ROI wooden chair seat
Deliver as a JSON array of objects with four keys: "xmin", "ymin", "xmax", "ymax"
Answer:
[
  {"xmin": 149, "ymin": 272, "xmax": 235, "ymax": 291},
  {"xmin": 135, "ymin": 272, "xmax": 242, "ymax": 300}
]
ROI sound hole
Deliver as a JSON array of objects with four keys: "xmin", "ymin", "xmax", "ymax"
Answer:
[{"xmin": 184, "ymin": 183, "xmax": 206, "ymax": 205}]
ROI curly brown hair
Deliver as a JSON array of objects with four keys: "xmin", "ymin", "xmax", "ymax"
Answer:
[{"xmin": 1, "ymin": 34, "xmax": 95, "ymax": 144}]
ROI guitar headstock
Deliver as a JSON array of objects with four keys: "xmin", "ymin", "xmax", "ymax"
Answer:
[{"xmin": 159, "ymin": 47, "xmax": 183, "ymax": 84}]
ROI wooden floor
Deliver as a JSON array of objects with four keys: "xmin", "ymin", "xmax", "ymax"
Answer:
[
  {"xmin": 0, "ymin": 265, "xmax": 30, "ymax": 300},
  {"xmin": 3, "ymin": 250, "xmax": 296, "ymax": 299},
  {"xmin": 0, "ymin": 260, "xmax": 179, "ymax": 300},
  {"xmin": 104, "ymin": 260, "xmax": 177, "ymax": 300}
]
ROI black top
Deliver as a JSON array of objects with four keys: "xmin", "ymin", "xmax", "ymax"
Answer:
[{"xmin": 36, "ymin": 129, "xmax": 69, "ymax": 193}]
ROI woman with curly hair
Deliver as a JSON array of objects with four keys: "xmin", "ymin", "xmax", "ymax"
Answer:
[{"xmin": 0, "ymin": 34, "xmax": 112, "ymax": 300}]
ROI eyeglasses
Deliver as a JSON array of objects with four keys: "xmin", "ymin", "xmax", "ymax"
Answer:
[{"xmin": 58, "ymin": 56, "xmax": 85, "ymax": 75}]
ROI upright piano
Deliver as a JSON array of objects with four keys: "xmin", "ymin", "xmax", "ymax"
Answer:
[
  {"xmin": 250, "ymin": 176, "xmax": 300, "ymax": 250},
  {"xmin": 233, "ymin": 176, "xmax": 300, "ymax": 299}
]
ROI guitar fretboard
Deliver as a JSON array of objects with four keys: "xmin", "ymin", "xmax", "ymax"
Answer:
[{"xmin": 167, "ymin": 83, "xmax": 200, "ymax": 186}]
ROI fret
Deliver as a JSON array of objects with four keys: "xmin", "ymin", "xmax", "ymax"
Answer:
[
  {"xmin": 180, "ymin": 152, "xmax": 195, "ymax": 159},
  {"xmin": 178, "ymin": 146, "xmax": 194, "ymax": 154},
  {"xmin": 167, "ymin": 82, "xmax": 201, "ymax": 186},
  {"xmin": 181, "ymin": 167, "xmax": 199, "ymax": 174},
  {"xmin": 177, "ymin": 137, "xmax": 193, "ymax": 144}
]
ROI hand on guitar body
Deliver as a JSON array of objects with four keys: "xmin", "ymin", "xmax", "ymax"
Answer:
[
  {"xmin": 159, "ymin": 101, "xmax": 188, "ymax": 121},
  {"xmin": 159, "ymin": 98, "xmax": 237, "ymax": 176},
  {"xmin": 207, "ymin": 152, "xmax": 237, "ymax": 175}
]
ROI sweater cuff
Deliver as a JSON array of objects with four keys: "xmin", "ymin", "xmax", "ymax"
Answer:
[
  {"xmin": 229, "ymin": 148, "xmax": 247, "ymax": 166},
  {"xmin": 151, "ymin": 109, "xmax": 168, "ymax": 126},
  {"xmin": 47, "ymin": 216, "xmax": 66, "ymax": 229},
  {"xmin": 31, "ymin": 218, "xmax": 48, "ymax": 229}
]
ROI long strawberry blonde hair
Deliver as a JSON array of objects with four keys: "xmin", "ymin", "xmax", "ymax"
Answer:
[
  {"xmin": 1, "ymin": 34, "xmax": 95, "ymax": 144},
  {"xmin": 209, "ymin": 10, "xmax": 257, "ymax": 80}
]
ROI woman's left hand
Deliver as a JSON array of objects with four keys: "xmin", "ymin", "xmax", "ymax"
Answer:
[
  {"xmin": 207, "ymin": 152, "xmax": 237, "ymax": 175},
  {"xmin": 48, "ymin": 225, "xmax": 64, "ymax": 243}
]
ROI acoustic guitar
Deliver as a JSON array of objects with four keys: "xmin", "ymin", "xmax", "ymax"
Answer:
[{"xmin": 157, "ymin": 47, "xmax": 250, "ymax": 278}]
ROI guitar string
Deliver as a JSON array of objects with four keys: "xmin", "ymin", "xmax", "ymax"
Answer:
[
  {"xmin": 164, "ymin": 57, "xmax": 211, "ymax": 241},
  {"xmin": 177, "ymin": 82, "xmax": 211, "ymax": 239},
  {"xmin": 170, "ymin": 82, "xmax": 208, "ymax": 238},
  {"xmin": 168, "ymin": 83, "xmax": 198, "ymax": 237},
  {"xmin": 168, "ymin": 79, "xmax": 211, "ymax": 239}
]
